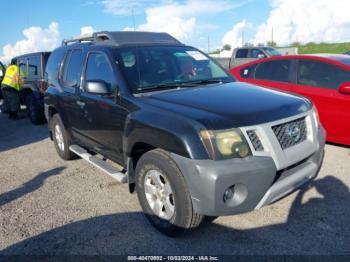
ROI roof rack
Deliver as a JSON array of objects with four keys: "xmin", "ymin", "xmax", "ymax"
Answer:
[{"xmin": 62, "ymin": 31, "xmax": 183, "ymax": 46}]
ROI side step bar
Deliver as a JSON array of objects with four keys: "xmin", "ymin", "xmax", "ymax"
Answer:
[{"xmin": 69, "ymin": 145, "xmax": 127, "ymax": 184}]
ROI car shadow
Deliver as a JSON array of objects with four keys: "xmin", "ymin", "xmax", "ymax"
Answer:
[
  {"xmin": 0, "ymin": 110, "xmax": 48, "ymax": 152},
  {"xmin": 0, "ymin": 167, "xmax": 65, "ymax": 207},
  {"xmin": 1, "ymin": 175, "xmax": 349, "ymax": 255}
]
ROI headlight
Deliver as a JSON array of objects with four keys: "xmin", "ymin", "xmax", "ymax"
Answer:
[
  {"xmin": 200, "ymin": 128, "xmax": 251, "ymax": 160},
  {"xmin": 312, "ymin": 106, "xmax": 320, "ymax": 129}
]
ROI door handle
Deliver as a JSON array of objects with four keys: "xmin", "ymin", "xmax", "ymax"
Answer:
[{"xmin": 76, "ymin": 100, "xmax": 86, "ymax": 107}]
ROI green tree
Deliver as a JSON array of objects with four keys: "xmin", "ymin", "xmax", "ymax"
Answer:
[
  {"xmin": 267, "ymin": 41, "xmax": 277, "ymax": 47},
  {"xmin": 221, "ymin": 44, "xmax": 231, "ymax": 51}
]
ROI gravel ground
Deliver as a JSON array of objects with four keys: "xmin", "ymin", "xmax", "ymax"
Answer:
[{"xmin": 0, "ymin": 111, "xmax": 349, "ymax": 255}]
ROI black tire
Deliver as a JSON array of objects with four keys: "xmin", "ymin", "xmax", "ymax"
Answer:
[
  {"xmin": 25, "ymin": 94, "xmax": 45, "ymax": 125},
  {"xmin": 135, "ymin": 149, "xmax": 203, "ymax": 237},
  {"xmin": 51, "ymin": 114, "xmax": 76, "ymax": 160}
]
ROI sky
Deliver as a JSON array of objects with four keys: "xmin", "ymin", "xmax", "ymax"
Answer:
[{"xmin": 1, "ymin": 0, "xmax": 350, "ymax": 62}]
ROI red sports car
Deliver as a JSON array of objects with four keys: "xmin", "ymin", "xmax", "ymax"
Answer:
[{"xmin": 230, "ymin": 54, "xmax": 350, "ymax": 145}]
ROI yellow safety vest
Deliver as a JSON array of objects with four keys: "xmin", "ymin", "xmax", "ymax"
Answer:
[{"xmin": 2, "ymin": 65, "xmax": 23, "ymax": 91}]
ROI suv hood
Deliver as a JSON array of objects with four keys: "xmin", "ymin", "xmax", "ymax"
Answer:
[{"xmin": 141, "ymin": 82, "xmax": 311, "ymax": 129}]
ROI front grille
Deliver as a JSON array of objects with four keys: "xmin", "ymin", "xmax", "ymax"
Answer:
[
  {"xmin": 247, "ymin": 130, "xmax": 264, "ymax": 151},
  {"xmin": 272, "ymin": 118, "xmax": 307, "ymax": 149}
]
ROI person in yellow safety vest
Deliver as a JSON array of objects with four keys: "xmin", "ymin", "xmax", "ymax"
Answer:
[{"xmin": 1, "ymin": 59, "xmax": 24, "ymax": 120}]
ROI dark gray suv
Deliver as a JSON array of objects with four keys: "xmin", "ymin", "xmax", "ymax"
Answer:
[{"xmin": 14, "ymin": 52, "xmax": 50, "ymax": 124}]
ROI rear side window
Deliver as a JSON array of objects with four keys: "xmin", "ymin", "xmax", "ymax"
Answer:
[
  {"xmin": 235, "ymin": 49, "xmax": 248, "ymax": 58},
  {"xmin": 255, "ymin": 60, "xmax": 291, "ymax": 83},
  {"xmin": 27, "ymin": 56, "xmax": 41, "ymax": 76},
  {"xmin": 45, "ymin": 49, "xmax": 65, "ymax": 87},
  {"xmin": 62, "ymin": 49, "xmax": 84, "ymax": 89},
  {"xmin": 84, "ymin": 52, "xmax": 115, "ymax": 93},
  {"xmin": 297, "ymin": 60, "xmax": 350, "ymax": 89},
  {"xmin": 240, "ymin": 64, "xmax": 257, "ymax": 79}
]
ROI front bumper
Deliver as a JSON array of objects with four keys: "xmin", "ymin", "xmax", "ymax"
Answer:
[{"xmin": 171, "ymin": 126, "xmax": 325, "ymax": 216}]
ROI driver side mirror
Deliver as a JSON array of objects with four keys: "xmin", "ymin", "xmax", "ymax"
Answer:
[
  {"xmin": 257, "ymin": 54, "xmax": 266, "ymax": 59},
  {"xmin": 339, "ymin": 82, "xmax": 350, "ymax": 95},
  {"xmin": 85, "ymin": 80, "xmax": 111, "ymax": 95}
]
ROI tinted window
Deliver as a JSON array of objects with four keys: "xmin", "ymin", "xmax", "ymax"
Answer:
[
  {"xmin": 249, "ymin": 49, "xmax": 265, "ymax": 58},
  {"xmin": 85, "ymin": 52, "xmax": 115, "ymax": 92},
  {"xmin": 297, "ymin": 60, "xmax": 350, "ymax": 89},
  {"xmin": 240, "ymin": 64, "xmax": 256, "ymax": 79},
  {"xmin": 45, "ymin": 49, "xmax": 65, "ymax": 87},
  {"xmin": 236, "ymin": 49, "xmax": 248, "ymax": 58},
  {"xmin": 27, "ymin": 56, "xmax": 41, "ymax": 76},
  {"xmin": 62, "ymin": 50, "xmax": 84, "ymax": 88},
  {"xmin": 255, "ymin": 60, "xmax": 291, "ymax": 83}
]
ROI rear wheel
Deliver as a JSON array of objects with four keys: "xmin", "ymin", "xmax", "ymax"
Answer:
[
  {"xmin": 135, "ymin": 149, "xmax": 203, "ymax": 237},
  {"xmin": 25, "ymin": 94, "xmax": 45, "ymax": 125},
  {"xmin": 51, "ymin": 114, "xmax": 76, "ymax": 160}
]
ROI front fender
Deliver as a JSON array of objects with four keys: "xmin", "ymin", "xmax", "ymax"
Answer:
[{"xmin": 123, "ymin": 109, "xmax": 209, "ymax": 160}]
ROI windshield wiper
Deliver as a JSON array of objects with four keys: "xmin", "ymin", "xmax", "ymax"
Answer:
[
  {"xmin": 138, "ymin": 82, "xmax": 198, "ymax": 93},
  {"xmin": 185, "ymin": 79, "xmax": 232, "ymax": 85}
]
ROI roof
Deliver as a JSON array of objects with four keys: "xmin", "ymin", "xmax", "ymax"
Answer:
[
  {"xmin": 306, "ymin": 53, "xmax": 350, "ymax": 66},
  {"xmin": 235, "ymin": 53, "xmax": 350, "ymax": 69},
  {"xmin": 14, "ymin": 51, "xmax": 51, "ymax": 59},
  {"xmin": 62, "ymin": 31, "xmax": 183, "ymax": 47}
]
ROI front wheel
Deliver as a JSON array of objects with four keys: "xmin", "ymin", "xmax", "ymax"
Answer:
[{"xmin": 135, "ymin": 149, "xmax": 203, "ymax": 237}]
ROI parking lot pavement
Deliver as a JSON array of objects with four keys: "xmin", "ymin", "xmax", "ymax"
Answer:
[{"xmin": 0, "ymin": 111, "xmax": 349, "ymax": 255}]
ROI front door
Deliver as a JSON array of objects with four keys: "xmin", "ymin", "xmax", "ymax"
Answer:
[
  {"xmin": 293, "ymin": 59, "xmax": 350, "ymax": 144},
  {"xmin": 78, "ymin": 51, "xmax": 128, "ymax": 163}
]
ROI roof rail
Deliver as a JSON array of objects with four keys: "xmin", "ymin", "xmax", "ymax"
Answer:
[
  {"xmin": 62, "ymin": 31, "xmax": 183, "ymax": 47},
  {"xmin": 62, "ymin": 34, "xmax": 95, "ymax": 46}
]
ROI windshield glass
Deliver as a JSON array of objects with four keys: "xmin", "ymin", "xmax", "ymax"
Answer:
[
  {"xmin": 116, "ymin": 46, "xmax": 233, "ymax": 93},
  {"xmin": 263, "ymin": 47, "xmax": 281, "ymax": 56}
]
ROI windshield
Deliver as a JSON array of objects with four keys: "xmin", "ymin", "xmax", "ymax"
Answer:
[
  {"xmin": 263, "ymin": 47, "xmax": 281, "ymax": 56},
  {"xmin": 116, "ymin": 46, "xmax": 233, "ymax": 93}
]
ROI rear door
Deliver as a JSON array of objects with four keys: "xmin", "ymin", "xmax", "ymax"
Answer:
[
  {"xmin": 231, "ymin": 49, "xmax": 249, "ymax": 68},
  {"xmin": 78, "ymin": 50, "xmax": 128, "ymax": 162},
  {"xmin": 58, "ymin": 49, "xmax": 86, "ymax": 143},
  {"xmin": 248, "ymin": 59, "xmax": 294, "ymax": 92},
  {"xmin": 293, "ymin": 59, "xmax": 350, "ymax": 144}
]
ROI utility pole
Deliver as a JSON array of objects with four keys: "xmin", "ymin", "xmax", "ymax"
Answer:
[
  {"xmin": 207, "ymin": 35, "xmax": 210, "ymax": 53},
  {"xmin": 132, "ymin": 8, "xmax": 136, "ymax": 31},
  {"xmin": 271, "ymin": 27, "xmax": 274, "ymax": 46},
  {"xmin": 241, "ymin": 31, "xmax": 244, "ymax": 47}
]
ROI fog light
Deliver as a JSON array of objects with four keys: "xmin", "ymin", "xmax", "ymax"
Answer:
[{"xmin": 223, "ymin": 186, "xmax": 235, "ymax": 202}]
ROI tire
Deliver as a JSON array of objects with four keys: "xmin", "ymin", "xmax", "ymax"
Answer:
[
  {"xmin": 26, "ymin": 94, "xmax": 45, "ymax": 125},
  {"xmin": 51, "ymin": 114, "xmax": 76, "ymax": 160},
  {"xmin": 135, "ymin": 149, "xmax": 203, "ymax": 237}
]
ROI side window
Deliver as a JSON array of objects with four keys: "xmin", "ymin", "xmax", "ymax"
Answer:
[
  {"xmin": 240, "ymin": 64, "xmax": 257, "ymax": 79},
  {"xmin": 297, "ymin": 60, "xmax": 350, "ymax": 89},
  {"xmin": 255, "ymin": 60, "xmax": 291, "ymax": 83},
  {"xmin": 62, "ymin": 49, "xmax": 84, "ymax": 89},
  {"xmin": 235, "ymin": 49, "xmax": 248, "ymax": 58},
  {"xmin": 18, "ymin": 58, "xmax": 27, "ymax": 76},
  {"xmin": 84, "ymin": 52, "xmax": 115, "ymax": 92},
  {"xmin": 27, "ymin": 56, "xmax": 41, "ymax": 76},
  {"xmin": 249, "ymin": 49, "xmax": 265, "ymax": 58},
  {"xmin": 45, "ymin": 49, "xmax": 65, "ymax": 87}
]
